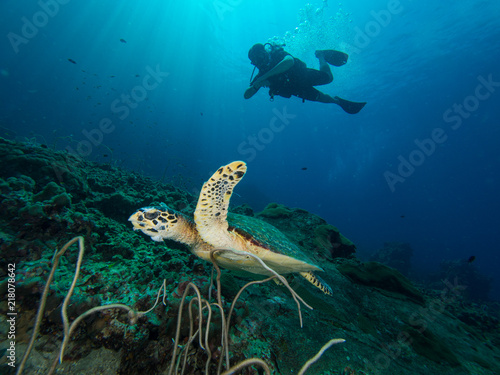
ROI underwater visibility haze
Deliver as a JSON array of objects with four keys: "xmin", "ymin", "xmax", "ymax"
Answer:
[{"xmin": 1, "ymin": 0, "xmax": 500, "ymax": 374}]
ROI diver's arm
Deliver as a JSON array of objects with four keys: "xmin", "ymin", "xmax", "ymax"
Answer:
[
  {"xmin": 244, "ymin": 85, "xmax": 259, "ymax": 99},
  {"xmin": 253, "ymin": 55, "xmax": 294, "ymax": 85},
  {"xmin": 244, "ymin": 79, "xmax": 270, "ymax": 99},
  {"xmin": 244, "ymin": 56, "xmax": 293, "ymax": 99}
]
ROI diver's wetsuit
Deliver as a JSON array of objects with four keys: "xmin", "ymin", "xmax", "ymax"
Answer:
[{"xmin": 253, "ymin": 48, "xmax": 333, "ymax": 101}]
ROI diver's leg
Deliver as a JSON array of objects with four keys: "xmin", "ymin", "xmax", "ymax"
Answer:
[
  {"xmin": 299, "ymin": 87, "xmax": 338, "ymax": 103},
  {"xmin": 301, "ymin": 51, "xmax": 341, "ymax": 87},
  {"xmin": 303, "ymin": 68, "xmax": 333, "ymax": 87},
  {"xmin": 315, "ymin": 91, "xmax": 339, "ymax": 103},
  {"xmin": 316, "ymin": 54, "xmax": 333, "ymax": 83},
  {"xmin": 299, "ymin": 87, "xmax": 366, "ymax": 113}
]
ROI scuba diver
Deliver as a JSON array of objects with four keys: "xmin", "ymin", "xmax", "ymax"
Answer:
[{"xmin": 244, "ymin": 43, "xmax": 366, "ymax": 114}]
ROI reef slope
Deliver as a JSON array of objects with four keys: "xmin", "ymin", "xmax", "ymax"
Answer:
[{"xmin": 0, "ymin": 137, "xmax": 499, "ymax": 375}]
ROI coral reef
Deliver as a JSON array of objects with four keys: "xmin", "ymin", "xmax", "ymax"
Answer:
[{"xmin": 1, "ymin": 137, "xmax": 499, "ymax": 375}]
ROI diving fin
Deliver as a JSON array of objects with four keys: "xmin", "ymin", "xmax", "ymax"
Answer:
[
  {"xmin": 334, "ymin": 96, "xmax": 366, "ymax": 114},
  {"xmin": 315, "ymin": 50, "xmax": 348, "ymax": 67}
]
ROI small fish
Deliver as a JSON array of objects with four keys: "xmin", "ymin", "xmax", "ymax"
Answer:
[
  {"xmin": 301, "ymin": 167, "xmax": 307, "ymax": 170},
  {"xmin": 120, "ymin": 38, "xmax": 127, "ymax": 43},
  {"xmin": 135, "ymin": 74, "xmax": 140, "ymax": 77},
  {"xmin": 467, "ymin": 255, "xmax": 476, "ymax": 263},
  {"xmin": 400, "ymin": 215, "xmax": 405, "ymax": 218},
  {"xmin": 103, "ymin": 154, "xmax": 108, "ymax": 157},
  {"xmin": 200, "ymin": 112, "xmax": 203, "ymax": 116},
  {"xmin": 68, "ymin": 58, "xmax": 77, "ymax": 64}
]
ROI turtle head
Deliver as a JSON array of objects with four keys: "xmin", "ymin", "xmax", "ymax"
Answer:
[{"xmin": 129, "ymin": 205, "xmax": 193, "ymax": 244}]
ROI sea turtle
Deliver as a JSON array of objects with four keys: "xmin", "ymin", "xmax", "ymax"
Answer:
[{"xmin": 128, "ymin": 161, "xmax": 333, "ymax": 295}]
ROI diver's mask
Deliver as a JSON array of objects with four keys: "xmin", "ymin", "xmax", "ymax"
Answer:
[{"xmin": 248, "ymin": 43, "xmax": 271, "ymax": 69}]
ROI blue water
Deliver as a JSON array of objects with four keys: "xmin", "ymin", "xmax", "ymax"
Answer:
[{"xmin": 1, "ymin": 0, "xmax": 499, "ymax": 299}]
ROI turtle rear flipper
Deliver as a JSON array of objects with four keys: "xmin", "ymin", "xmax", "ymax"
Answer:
[{"xmin": 300, "ymin": 271, "xmax": 333, "ymax": 296}]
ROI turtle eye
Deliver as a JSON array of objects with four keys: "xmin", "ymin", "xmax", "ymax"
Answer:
[{"xmin": 144, "ymin": 211, "xmax": 159, "ymax": 220}]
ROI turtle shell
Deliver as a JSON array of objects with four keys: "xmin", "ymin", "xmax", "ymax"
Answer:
[{"xmin": 227, "ymin": 213, "xmax": 322, "ymax": 271}]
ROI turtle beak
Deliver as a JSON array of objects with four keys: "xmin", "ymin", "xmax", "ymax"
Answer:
[
  {"xmin": 129, "ymin": 207, "xmax": 179, "ymax": 243},
  {"xmin": 128, "ymin": 210, "xmax": 146, "ymax": 230}
]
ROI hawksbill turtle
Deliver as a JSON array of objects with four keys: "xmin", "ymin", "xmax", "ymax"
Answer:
[{"xmin": 128, "ymin": 161, "xmax": 333, "ymax": 295}]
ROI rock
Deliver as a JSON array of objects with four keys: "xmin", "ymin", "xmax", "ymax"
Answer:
[
  {"xmin": 335, "ymin": 259, "xmax": 424, "ymax": 305},
  {"xmin": 313, "ymin": 224, "xmax": 356, "ymax": 259},
  {"xmin": 256, "ymin": 203, "xmax": 355, "ymax": 262},
  {"xmin": 51, "ymin": 193, "xmax": 72, "ymax": 208},
  {"xmin": 32, "ymin": 182, "xmax": 65, "ymax": 203},
  {"xmin": 93, "ymin": 192, "xmax": 140, "ymax": 223},
  {"xmin": 432, "ymin": 259, "xmax": 492, "ymax": 301},
  {"xmin": 257, "ymin": 202, "xmax": 293, "ymax": 218},
  {"xmin": 404, "ymin": 325, "xmax": 461, "ymax": 367},
  {"xmin": 370, "ymin": 241, "xmax": 413, "ymax": 275},
  {"xmin": 232, "ymin": 204, "xmax": 254, "ymax": 217},
  {"xmin": 19, "ymin": 202, "xmax": 46, "ymax": 218}
]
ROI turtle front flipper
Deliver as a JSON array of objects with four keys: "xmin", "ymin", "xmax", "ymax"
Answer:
[
  {"xmin": 194, "ymin": 161, "xmax": 247, "ymax": 248},
  {"xmin": 300, "ymin": 271, "xmax": 333, "ymax": 296}
]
